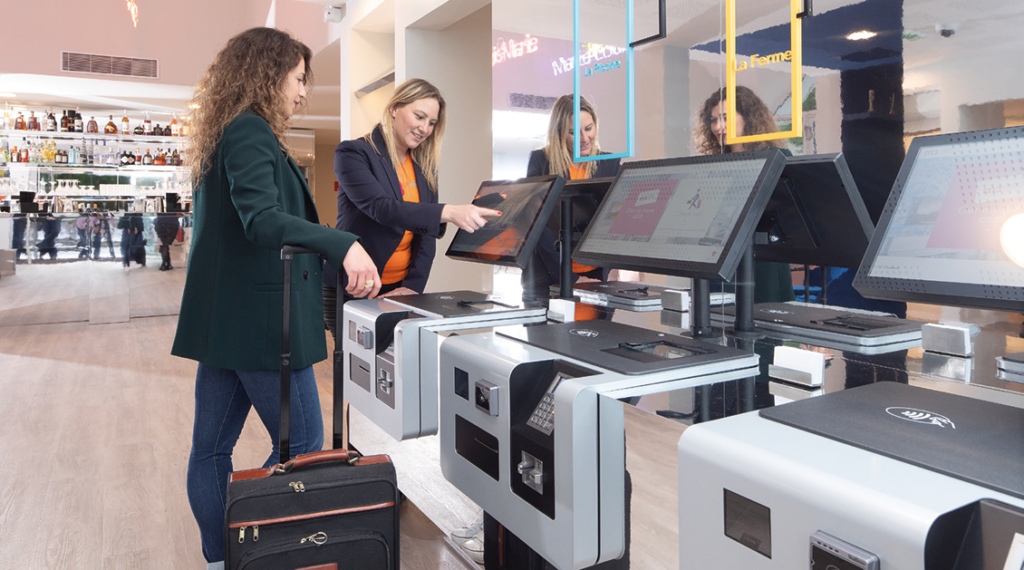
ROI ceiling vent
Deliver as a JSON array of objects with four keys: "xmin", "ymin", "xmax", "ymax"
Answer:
[
  {"xmin": 509, "ymin": 93, "xmax": 558, "ymax": 112},
  {"xmin": 61, "ymin": 51, "xmax": 158, "ymax": 79}
]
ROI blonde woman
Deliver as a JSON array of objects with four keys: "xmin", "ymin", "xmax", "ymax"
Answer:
[
  {"xmin": 524, "ymin": 94, "xmax": 620, "ymax": 301},
  {"xmin": 323, "ymin": 78, "xmax": 498, "ymax": 332}
]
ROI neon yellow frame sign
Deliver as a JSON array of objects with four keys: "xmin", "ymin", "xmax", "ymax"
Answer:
[{"xmin": 725, "ymin": 0, "xmax": 804, "ymax": 145}]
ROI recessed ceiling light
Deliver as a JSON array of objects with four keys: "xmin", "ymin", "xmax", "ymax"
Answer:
[{"xmin": 847, "ymin": 30, "xmax": 877, "ymax": 41}]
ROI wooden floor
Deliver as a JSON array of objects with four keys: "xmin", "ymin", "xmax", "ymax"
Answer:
[{"xmin": 0, "ymin": 254, "xmax": 475, "ymax": 570}]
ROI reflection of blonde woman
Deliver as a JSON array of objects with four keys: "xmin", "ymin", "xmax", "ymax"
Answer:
[
  {"xmin": 524, "ymin": 95, "xmax": 622, "ymax": 300},
  {"xmin": 695, "ymin": 86, "xmax": 794, "ymax": 303}
]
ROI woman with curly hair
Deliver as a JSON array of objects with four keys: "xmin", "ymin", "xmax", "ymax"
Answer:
[
  {"xmin": 695, "ymin": 85, "xmax": 785, "ymax": 154},
  {"xmin": 171, "ymin": 27, "xmax": 380, "ymax": 569},
  {"xmin": 695, "ymin": 86, "xmax": 795, "ymax": 303}
]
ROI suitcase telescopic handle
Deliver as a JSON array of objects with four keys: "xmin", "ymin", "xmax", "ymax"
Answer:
[{"xmin": 280, "ymin": 245, "xmax": 319, "ymax": 463}]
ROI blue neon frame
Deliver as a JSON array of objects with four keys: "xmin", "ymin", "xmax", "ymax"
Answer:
[{"xmin": 573, "ymin": 0, "xmax": 634, "ymax": 162}]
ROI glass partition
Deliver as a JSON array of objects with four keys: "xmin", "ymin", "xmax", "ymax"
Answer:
[{"xmin": 495, "ymin": 0, "xmax": 1024, "ymax": 224}]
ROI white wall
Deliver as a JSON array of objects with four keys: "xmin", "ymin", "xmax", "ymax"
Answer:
[{"xmin": 406, "ymin": 5, "xmax": 494, "ymax": 293}]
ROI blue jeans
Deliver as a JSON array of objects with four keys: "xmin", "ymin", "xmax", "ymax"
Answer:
[{"xmin": 186, "ymin": 363, "xmax": 324, "ymax": 563}]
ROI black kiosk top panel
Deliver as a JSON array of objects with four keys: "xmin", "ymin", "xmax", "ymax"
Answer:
[
  {"xmin": 761, "ymin": 382, "xmax": 1024, "ymax": 501},
  {"xmin": 391, "ymin": 290, "xmax": 524, "ymax": 318},
  {"xmin": 573, "ymin": 150, "xmax": 787, "ymax": 281},
  {"xmin": 754, "ymin": 153, "xmax": 874, "ymax": 268},
  {"xmin": 446, "ymin": 175, "xmax": 566, "ymax": 269},
  {"xmin": 498, "ymin": 319, "xmax": 753, "ymax": 376},
  {"xmin": 853, "ymin": 127, "xmax": 1024, "ymax": 311}
]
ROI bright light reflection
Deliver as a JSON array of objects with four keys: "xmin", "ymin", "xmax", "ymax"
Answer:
[
  {"xmin": 1000, "ymin": 213, "xmax": 1024, "ymax": 268},
  {"xmin": 846, "ymin": 30, "xmax": 877, "ymax": 41}
]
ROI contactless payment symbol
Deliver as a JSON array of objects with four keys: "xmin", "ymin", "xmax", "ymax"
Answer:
[{"xmin": 885, "ymin": 407, "xmax": 955, "ymax": 429}]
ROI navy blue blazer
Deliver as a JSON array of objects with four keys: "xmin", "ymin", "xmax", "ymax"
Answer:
[
  {"xmin": 523, "ymin": 149, "xmax": 621, "ymax": 299},
  {"xmin": 324, "ymin": 126, "xmax": 447, "ymax": 293}
]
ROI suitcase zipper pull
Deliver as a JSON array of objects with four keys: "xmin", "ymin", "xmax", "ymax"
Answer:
[
  {"xmin": 289, "ymin": 481, "xmax": 305, "ymax": 492},
  {"xmin": 238, "ymin": 526, "xmax": 246, "ymax": 544},
  {"xmin": 253, "ymin": 525, "xmax": 259, "ymax": 542},
  {"xmin": 301, "ymin": 532, "xmax": 328, "ymax": 546}
]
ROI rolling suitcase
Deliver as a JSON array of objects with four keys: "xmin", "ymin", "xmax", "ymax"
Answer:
[{"xmin": 224, "ymin": 246, "xmax": 400, "ymax": 570}]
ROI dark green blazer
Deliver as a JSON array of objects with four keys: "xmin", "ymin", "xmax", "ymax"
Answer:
[{"xmin": 172, "ymin": 113, "xmax": 358, "ymax": 371}]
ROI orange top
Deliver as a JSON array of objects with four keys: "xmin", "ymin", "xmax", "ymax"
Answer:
[
  {"xmin": 568, "ymin": 162, "xmax": 598, "ymax": 274},
  {"xmin": 381, "ymin": 154, "xmax": 421, "ymax": 285}
]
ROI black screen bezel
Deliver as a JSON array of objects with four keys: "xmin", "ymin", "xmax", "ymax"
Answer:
[
  {"xmin": 852, "ymin": 126, "xmax": 1024, "ymax": 311},
  {"xmin": 571, "ymin": 149, "xmax": 787, "ymax": 281}
]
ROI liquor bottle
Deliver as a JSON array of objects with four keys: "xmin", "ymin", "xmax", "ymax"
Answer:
[
  {"xmin": 2, "ymin": 107, "xmax": 10, "ymax": 130},
  {"xmin": 119, "ymin": 149, "xmax": 130, "ymax": 166},
  {"xmin": 143, "ymin": 112, "xmax": 152, "ymax": 135},
  {"xmin": 60, "ymin": 110, "xmax": 69, "ymax": 132},
  {"xmin": 121, "ymin": 111, "xmax": 130, "ymax": 135},
  {"xmin": 87, "ymin": 117, "xmax": 98, "ymax": 134},
  {"xmin": 171, "ymin": 148, "xmax": 180, "ymax": 166},
  {"xmin": 133, "ymin": 123, "xmax": 144, "ymax": 136},
  {"xmin": 27, "ymin": 111, "xmax": 39, "ymax": 131},
  {"xmin": 154, "ymin": 149, "xmax": 166, "ymax": 166},
  {"xmin": 169, "ymin": 114, "xmax": 179, "ymax": 137},
  {"xmin": 105, "ymin": 115, "xmax": 118, "ymax": 135},
  {"xmin": 143, "ymin": 148, "xmax": 153, "ymax": 165},
  {"xmin": 134, "ymin": 148, "xmax": 142, "ymax": 164},
  {"xmin": 14, "ymin": 112, "xmax": 25, "ymax": 130},
  {"xmin": 74, "ymin": 110, "xmax": 83, "ymax": 133},
  {"xmin": 45, "ymin": 109, "xmax": 57, "ymax": 132}
]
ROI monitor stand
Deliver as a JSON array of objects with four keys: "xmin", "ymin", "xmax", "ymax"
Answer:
[
  {"xmin": 691, "ymin": 279, "xmax": 712, "ymax": 337},
  {"xmin": 557, "ymin": 195, "xmax": 575, "ymax": 300},
  {"xmin": 692, "ymin": 242, "xmax": 757, "ymax": 336},
  {"xmin": 733, "ymin": 242, "xmax": 756, "ymax": 334}
]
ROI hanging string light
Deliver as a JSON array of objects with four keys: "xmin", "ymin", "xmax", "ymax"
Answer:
[{"xmin": 126, "ymin": 0, "xmax": 139, "ymax": 27}]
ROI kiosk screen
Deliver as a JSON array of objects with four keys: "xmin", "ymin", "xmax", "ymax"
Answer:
[
  {"xmin": 854, "ymin": 127, "xmax": 1024, "ymax": 311},
  {"xmin": 573, "ymin": 150, "xmax": 786, "ymax": 281},
  {"xmin": 446, "ymin": 175, "xmax": 566, "ymax": 268}
]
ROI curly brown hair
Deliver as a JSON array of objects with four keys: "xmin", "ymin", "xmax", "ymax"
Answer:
[
  {"xmin": 185, "ymin": 27, "xmax": 313, "ymax": 184},
  {"xmin": 694, "ymin": 86, "xmax": 781, "ymax": 154}
]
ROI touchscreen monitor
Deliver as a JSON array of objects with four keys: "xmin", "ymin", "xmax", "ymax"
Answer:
[
  {"xmin": 853, "ymin": 127, "xmax": 1024, "ymax": 311},
  {"xmin": 572, "ymin": 150, "xmax": 787, "ymax": 281},
  {"xmin": 445, "ymin": 175, "xmax": 565, "ymax": 268},
  {"xmin": 754, "ymin": 153, "xmax": 874, "ymax": 268}
]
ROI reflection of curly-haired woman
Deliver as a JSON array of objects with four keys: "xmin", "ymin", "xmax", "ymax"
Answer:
[
  {"xmin": 695, "ymin": 86, "xmax": 784, "ymax": 155},
  {"xmin": 694, "ymin": 86, "xmax": 794, "ymax": 303}
]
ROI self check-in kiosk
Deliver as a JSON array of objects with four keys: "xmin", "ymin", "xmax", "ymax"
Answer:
[
  {"xmin": 342, "ymin": 176, "xmax": 564, "ymax": 441},
  {"xmin": 343, "ymin": 291, "xmax": 546, "ymax": 440},
  {"xmin": 439, "ymin": 319, "xmax": 762, "ymax": 570},
  {"xmin": 677, "ymin": 381, "xmax": 1024, "ymax": 570}
]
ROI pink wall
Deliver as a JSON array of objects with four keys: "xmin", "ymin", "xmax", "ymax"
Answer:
[{"xmin": 1, "ymin": 0, "xmax": 327, "ymax": 87}]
